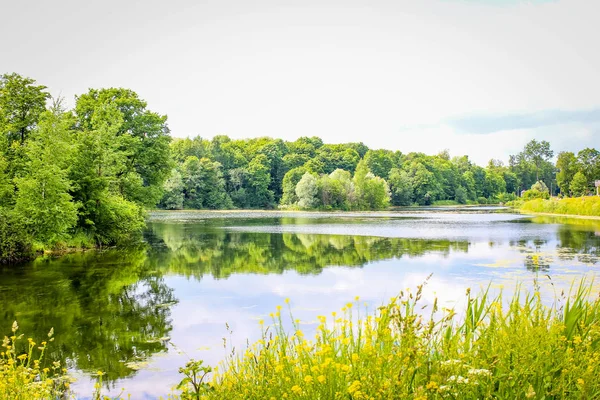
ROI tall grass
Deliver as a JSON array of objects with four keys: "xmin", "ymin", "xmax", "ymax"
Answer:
[
  {"xmin": 521, "ymin": 197, "xmax": 600, "ymax": 217},
  {"xmin": 180, "ymin": 279, "xmax": 600, "ymax": 399},
  {"xmin": 0, "ymin": 322, "xmax": 71, "ymax": 399}
]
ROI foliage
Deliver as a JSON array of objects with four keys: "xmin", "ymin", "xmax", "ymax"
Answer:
[
  {"xmin": 523, "ymin": 181, "xmax": 551, "ymax": 201},
  {"xmin": 520, "ymin": 196, "xmax": 600, "ymax": 217},
  {"xmin": 556, "ymin": 151, "xmax": 578, "ymax": 195},
  {"xmin": 74, "ymin": 87, "xmax": 172, "ymax": 207},
  {"xmin": 0, "ymin": 73, "xmax": 173, "ymax": 262},
  {"xmin": 295, "ymin": 172, "xmax": 318, "ymax": 209},
  {"xmin": 570, "ymin": 171, "xmax": 589, "ymax": 197},
  {"xmin": 0, "ymin": 73, "xmax": 50, "ymax": 145},
  {"xmin": 1, "ymin": 322, "xmax": 71, "ymax": 399},
  {"xmin": 188, "ymin": 279, "xmax": 600, "ymax": 400},
  {"xmin": 0, "ymin": 209, "xmax": 32, "ymax": 264},
  {"xmin": 13, "ymin": 110, "xmax": 79, "ymax": 245}
]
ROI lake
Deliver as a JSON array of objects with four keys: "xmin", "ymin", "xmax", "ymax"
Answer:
[{"xmin": 1, "ymin": 208, "xmax": 599, "ymax": 399}]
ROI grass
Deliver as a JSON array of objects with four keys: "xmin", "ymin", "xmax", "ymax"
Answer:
[
  {"xmin": 181, "ymin": 278, "xmax": 600, "ymax": 399},
  {"xmin": 521, "ymin": 196, "xmax": 600, "ymax": 218},
  {"xmin": 6, "ymin": 278, "xmax": 600, "ymax": 399}
]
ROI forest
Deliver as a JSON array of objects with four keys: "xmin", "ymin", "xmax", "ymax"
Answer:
[{"xmin": 1, "ymin": 72, "xmax": 599, "ymax": 263}]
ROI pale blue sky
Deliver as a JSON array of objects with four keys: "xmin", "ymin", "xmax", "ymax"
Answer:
[{"xmin": 1, "ymin": 0, "xmax": 598, "ymax": 165}]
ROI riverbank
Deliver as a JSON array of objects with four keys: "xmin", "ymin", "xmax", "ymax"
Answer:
[
  {"xmin": 9, "ymin": 279, "xmax": 600, "ymax": 399},
  {"xmin": 519, "ymin": 197, "xmax": 600, "ymax": 218}
]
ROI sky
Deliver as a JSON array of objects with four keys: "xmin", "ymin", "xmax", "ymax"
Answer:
[{"xmin": 1, "ymin": 0, "xmax": 598, "ymax": 165}]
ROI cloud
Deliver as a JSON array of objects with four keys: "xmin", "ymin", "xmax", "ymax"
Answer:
[{"xmin": 446, "ymin": 109, "xmax": 600, "ymax": 135}]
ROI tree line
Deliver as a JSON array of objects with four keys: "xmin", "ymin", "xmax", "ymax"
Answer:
[
  {"xmin": 2, "ymin": 72, "xmax": 599, "ymax": 261},
  {"xmin": 162, "ymin": 134, "xmax": 598, "ymax": 211}
]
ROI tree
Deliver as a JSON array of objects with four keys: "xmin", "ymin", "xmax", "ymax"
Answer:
[
  {"xmin": 556, "ymin": 151, "xmax": 578, "ymax": 195},
  {"xmin": 281, "ymin": 167, "xmax": 307, "ymax": 205},
  {"xmin": 388, "ymin": 168, "xmax": 413, "ymax": 206},
  {"xmin": 570, "ymin": 171, "xmax": 588, "ymax": 197},
  {"xmin": 295, "ymin": 172, "xmax": 318, "ymax": 208},
  {"xmin": 13, "ymin": 109, "xmax": 78, "ymax": 244},
  {"xmin": 69, "ymin": 104, "xmax": 144, "ymax": 245},
  {"xmin": 363, "ymin": 149, "xmax": 396, "ymax": 179},
  {"xmin": 246, "ymin": 155, "xmax": 274, "ymax": 208},
  {"xmin": 0, "ymin": 73, "xmax": 50, "ymax": 145},
  {"xmin": 523, "ymin": 140, "xmax": 553, "ymax": 182},
  {"xmin": 161, "ymin": 169, "xmax": 184, "ymax": 209},
  {"xmin": 576, "ymin": 148, "xmax": 600, "ymax": 190},
  {"xmin": 0, "ymin": 154, "xmax": 12, "ymax": 206},
  {"xmin": 181, "ymin": 157, "xmax": 231, "ymax": 209},
  {"xmin": 75, "ymin": 88, "xmax": 171, "ymax": 207},
  {"xmin": 361, "ymin": 174, "xmax": 391, "ymax": 210}
]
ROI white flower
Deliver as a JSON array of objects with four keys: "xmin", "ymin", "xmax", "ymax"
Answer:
[{"xmin": 467, "ymin": 368, "xmax": 491, "ymax": 377}]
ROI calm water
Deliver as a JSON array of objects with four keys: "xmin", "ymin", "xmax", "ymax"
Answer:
[{"xmin": 1, "ymin": 208, "xmax": 599, "ymax": 398}]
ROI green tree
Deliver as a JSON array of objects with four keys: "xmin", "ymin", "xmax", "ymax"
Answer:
[
  {"xmin": 69, "ymin": 104, "xmax": 144, "ymax": 245},
  {"xmin": 523, "ymin": 139, "xmax": 554, "ymax": 182},
  {"xmin": 556, "ymin": 151, "xmax": 578, "ymax": 195},
  {"xmin": 13, "ymin": 109, "xmax": 78, "ymax": 244},
  {"xmin": 364, "ymin": 149, "xmax": 396, "ymax": 179},
  {"xmin": 296, "ymin": 172, "xmax": 318, "ymax": 209},
  {"xmin": 161, "ymin": 169, "xmax": 185, "ymax": 209},
  {"xmin": 246, "ymin": 155, "xmax": 274, "ymax": 208},
  {"xmin": 577, "ymin": 148, "xmax": 600, "ymax": 191},
  {"xmin": 75, "ymin": 88, "xmax": 171, "ymax": 207},
  {"xmin": 388, "ymin": 168, "xmax": 413, "ymax": 206},
  {"xmin": 0, "ymin": 73, "xmax": 50, "ymax": 145},
  {"xmin": 281, "ymin": 167, "xmax": 307, "ymax": 205},
  {"xmin": 182, "ymin": 157, "xmax": 231, "ymax": 209},
  {"xmin": 570, "ymin": 171, "xmax": 588, "ymax": 197},
  {"xmin": 0, "ymin": 154, "xmax": 12, "ymax": 206}
]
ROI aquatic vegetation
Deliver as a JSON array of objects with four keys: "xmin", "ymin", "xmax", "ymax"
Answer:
[{"xmin": 180, "ymin": 279, "xmax": 600, "ymax": 399}]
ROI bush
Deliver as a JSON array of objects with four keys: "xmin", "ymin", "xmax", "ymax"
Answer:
[
  {"xmin": 522, "ymin": 189, "xmax": 550, "ymax": 201},
  {"xmin": 477, "ymin": 196, "xmax": 487, "ymax": 205}
]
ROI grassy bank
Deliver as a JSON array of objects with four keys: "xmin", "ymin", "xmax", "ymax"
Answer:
[
  {"xmin": 7, "ymin": 280, "xmax": 600, "ymax": 399},
  {"xmin": 182, "ymin": 279, "xmax": 600, "ymax": 399},
  {"xmin": 520, "ymin": 196, "xmax": 600, "ymax": 218}
]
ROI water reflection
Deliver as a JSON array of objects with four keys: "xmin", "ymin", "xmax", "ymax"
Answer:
[
  {"xmin": 146, "ymin": 223, "xmax": 471, "ymax": 279},
  {"xmin": 0, "ymin": 249, "xmax": 176, "ymax": 382},
  {"xmin": 0, "ymin": 211, "xmax": 599, "ymax": 398}
]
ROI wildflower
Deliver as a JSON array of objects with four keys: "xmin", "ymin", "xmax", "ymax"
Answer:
[
  {"xmin": 577, "ymin": 378, "xmax": 585, "ymax": 386},
  {"xmin": 259, "ymin": 319, "xmax": 264, "ymax": 325},
  {"xmin": 11, "ymin": 321, "xmax": 18, "ymax": 333},
  {"xmin": 441, "ymin": 359, "xmax": 462, "ymax": 366},
  {"xmin": 574, "ymin": 336, "xmax": 582, "ymax": 345},
  {"xmin": 276, "ymin": 305, "xmax": 282, "ymax": 311},
  {"xmin": 467, "ymin": 368, "xmax": 491, "ymax": 377},
  {"xmin": 317, "ymin": 375, "xmax": 326, "ymax": 383},
  {"xmin": 291, "ymin": 385, "xmax": 302, "ymax": 394},
  {"xmin": 304, "ymin": 375, "xmax": 313, "ymax": 384},
  {"xmin": 525, "ymin": 384, "xmax": 536, "ymax": 398},
  {"xmin": 426, "ymin": 381, "xmax": 438, "ymax": 390},
  {"xmin": 285, "ymin": 298, "xmax": 290, "ymax": 304},
  {"xmin": 352, "ymin": 353, "xmax": 359, "ymax": 363},
  {"xmin": 348, "ymin": 380, "xmax": 362, "ymax": 395}
]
